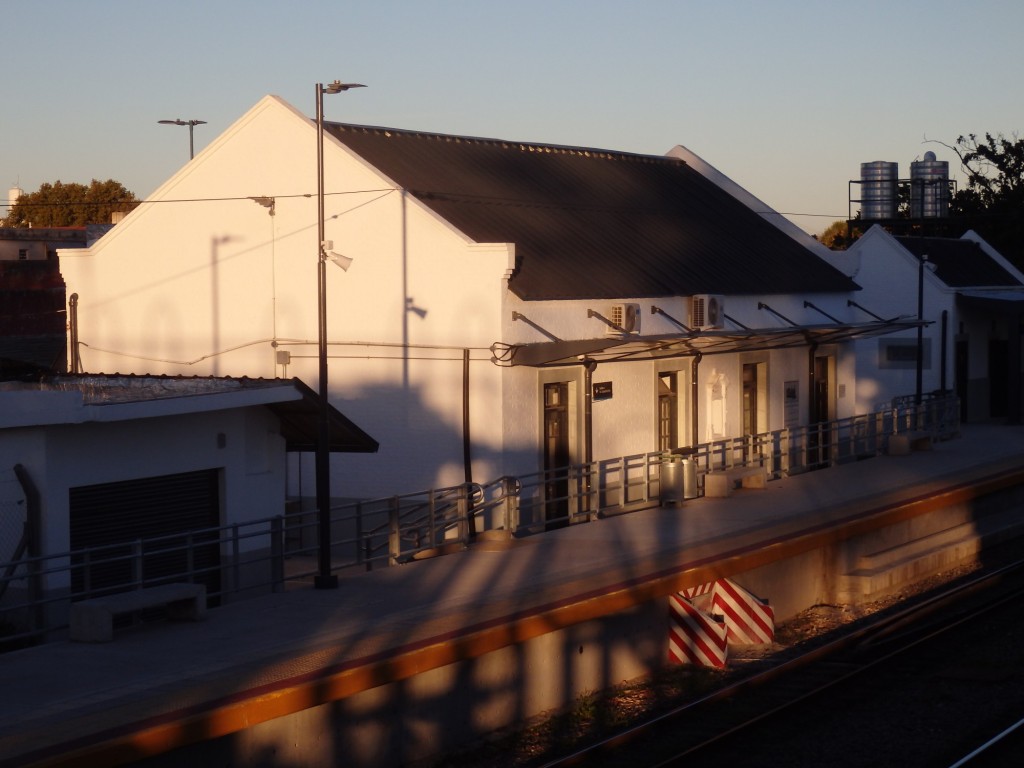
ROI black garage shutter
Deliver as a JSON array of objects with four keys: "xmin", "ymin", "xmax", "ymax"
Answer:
[{"xmin": 69, "ymin": 469, "xmax": 221, "ymax": 600}]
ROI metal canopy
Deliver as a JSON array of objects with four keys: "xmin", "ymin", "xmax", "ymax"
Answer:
[{"xmin": 491, "ymin": 318, "xmax": 923, "ymax": 368}]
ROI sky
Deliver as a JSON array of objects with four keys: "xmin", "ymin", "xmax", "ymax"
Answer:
[{"xmin": 3, "ymin": 0, "xmax": 1023, "ymax": 235}]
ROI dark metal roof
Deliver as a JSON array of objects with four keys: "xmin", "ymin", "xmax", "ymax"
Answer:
[
  {"xmin": 326, "ymin": 123, "xmax": 859, "ymax": 301},
  {"xmin": 896, "ymin": 236, "xmax": 1023, "ymax": 288}
]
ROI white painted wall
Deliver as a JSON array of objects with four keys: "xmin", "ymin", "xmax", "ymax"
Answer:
[
  {"xmin": 60, "ymin": 97, "xmax": 510, "ymax": 499},
  {"xmin": 0, "ymin": 399, "xmax": 287, "ymax": 587}
]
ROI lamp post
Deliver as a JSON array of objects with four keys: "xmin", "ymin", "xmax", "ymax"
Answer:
[
  {"xmin": 158, "ymin": 118, "xmax": 207, "ymax": 159},
  {"xmin": 314, "ymin": 79, "xmax": 365, "ymax": 590}
]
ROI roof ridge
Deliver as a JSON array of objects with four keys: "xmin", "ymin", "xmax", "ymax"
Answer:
[{"xmin": 327, "ymin": 121, "xmax": 681, "ymax": 166}]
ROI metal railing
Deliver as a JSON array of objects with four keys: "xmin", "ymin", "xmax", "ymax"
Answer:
[{"xmin": 0, "ymin": 394, "xmax": 959, "ymax": 649}]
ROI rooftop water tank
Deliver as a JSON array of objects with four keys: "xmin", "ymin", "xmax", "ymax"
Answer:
[
  {"xmin": 860, "ymin": 161, "xmax": 898, "ymax": 220},
  {"xmin": 910, "ymin": 151, "xmax": 949, "ymax": 218}
]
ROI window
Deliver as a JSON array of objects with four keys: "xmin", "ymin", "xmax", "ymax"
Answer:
[
  {"xmin": 879, "ymin": 339, "xmax": 930, "ymax": 369},
  {"xmin": 658, "ymin": 372, "xmax": 678, "ymax": 451}
]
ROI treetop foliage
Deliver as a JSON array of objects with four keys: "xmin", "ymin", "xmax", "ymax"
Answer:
[
  {"xmin": 2, "ymin": 179, "xmax": 138, "ymax": 228},
  {"xmin": 947, "ymin": 132, "xmax": 1024, "ymax": 267}
]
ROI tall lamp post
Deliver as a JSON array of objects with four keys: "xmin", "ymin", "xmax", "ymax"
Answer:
[
  {"xmin": 314, "ymin": 79, "xmax": 365, "ymax": 590},
  {"xmin": 158, "ymin": 118, "xmax": 207, "ymax": 159}
]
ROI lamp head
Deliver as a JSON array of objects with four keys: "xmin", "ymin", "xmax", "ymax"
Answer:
[{"xmin": 323, "ymin": 80, "xmax": 367, "ymax": 94}]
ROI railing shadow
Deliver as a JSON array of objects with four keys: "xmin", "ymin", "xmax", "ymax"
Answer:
[{"xmin": 0, "ymin": 394, "xmax": 960, "ymax": 649}]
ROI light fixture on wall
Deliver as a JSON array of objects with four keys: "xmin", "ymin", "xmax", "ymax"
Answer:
[
  {"xmin": 314, "ymin": 79, "xmax": 366, "ymax": 590},
  {"xmin": 250, "ymin": 196, "xmax": 276, "ymax": 216}
]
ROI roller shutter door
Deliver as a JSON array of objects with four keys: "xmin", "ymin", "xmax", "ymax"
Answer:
[{"xmin": 69, "ymin": 469, "xmax": 221, "ymax": 600}]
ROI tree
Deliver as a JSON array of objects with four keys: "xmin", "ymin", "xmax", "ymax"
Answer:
[
  {"xmin": 945, "ymin": 133, "xmax": 1024, "ymax": 268},
  {"xmin": 2, "ymin": 179, "xmax": 138, "ymax": 228},
  {"xmin": 816, "ymin": 219, "xmax": 862, "ymax": 249}
]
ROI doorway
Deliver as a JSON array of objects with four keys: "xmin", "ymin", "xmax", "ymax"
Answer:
[
  {"xmin": 989, "ymin": 338, "xmax": 1008, "ymax": 418},
  {"xmin": 658, "ymin": 372, "xmax": 679, "ymax": 451},
  {"xmin": 543, "ymin": 382, "xmax": 570, "ymax": 528},
  {"xmin": 811, "ymin": 354, "xmax": 834, "ymax": 466}
]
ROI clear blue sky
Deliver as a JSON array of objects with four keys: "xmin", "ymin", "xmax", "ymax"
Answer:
[{"xmin": 4, "ymin": 0, "xmax": 1022, "ymax": 235}]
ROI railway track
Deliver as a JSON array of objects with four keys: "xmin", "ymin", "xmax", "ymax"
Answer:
[{"xmin": 536, "ymin": 556, "xmax": 1024, "ymax": 768}]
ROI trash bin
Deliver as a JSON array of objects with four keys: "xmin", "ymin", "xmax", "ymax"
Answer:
[
  {"xmin": 681, "ymin": 458, "xmax": 699, "ymax": 499},
  {"xmin": 661, "ymin": 455, "xmax": 685, "ymax": 506}
]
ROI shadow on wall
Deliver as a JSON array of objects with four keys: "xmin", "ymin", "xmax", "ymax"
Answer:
[{"xmin": 288, "ymin": 381, "xmax": 538, "ymax": 500}]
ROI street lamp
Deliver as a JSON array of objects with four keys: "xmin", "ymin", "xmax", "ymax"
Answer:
[
  {"xmin": 314, "ymin": 79, "xmax": 366, "ymax": 590},
  {"xmin": 158, "ymin": 118, "xmax": 207, "ymax": 159}
]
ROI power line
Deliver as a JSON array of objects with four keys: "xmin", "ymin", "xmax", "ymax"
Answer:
[{"xmin": 3, "ymin": 184, "xmax": 850, "ymax": 223}]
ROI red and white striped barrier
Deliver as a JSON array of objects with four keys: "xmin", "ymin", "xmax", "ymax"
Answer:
[
  {"xmin": 679, "ymin": 582, "xmax": 715, "ymax": 600},
  {"xmin": 711, "ymin": 578, "xmax": 775, "ymax": 646},
  {"xmin": 667, "ymin": 594, "xmax": 728, "ymax": 668}
]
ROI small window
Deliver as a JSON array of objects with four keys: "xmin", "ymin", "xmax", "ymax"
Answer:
[{"xmin": 879, "ymin": 339, "xmax": 930, "ymax": 369}]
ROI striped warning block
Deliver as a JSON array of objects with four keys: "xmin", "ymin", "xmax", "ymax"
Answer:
[
  {"xmin": 667, "ymin": 594, "xmax": 728, "ymax": 668},
  {"xmin": 711, "ymin": 578, "xmax": 775, "ymax": 645},
  {"xmin": 679, "ymin": 582, "xmax": 715, "ymax": 600}
]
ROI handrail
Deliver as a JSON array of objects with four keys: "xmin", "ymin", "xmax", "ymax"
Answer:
[{"xmin": 0, "ymin": 394, "xmax": 959, "ymax": 650}]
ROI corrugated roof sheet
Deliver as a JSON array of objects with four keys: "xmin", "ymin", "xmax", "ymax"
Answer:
[
  {"xmin": 33, "ymin": 374, "xmax": 378, "ymax": 453},
  {"xmin": 326, "ymin": 124, "xmax": 859, "ymax": 301},
  {"xmin": 896, "ymin": 236, "xmax": 1023, "ymax": 288}
]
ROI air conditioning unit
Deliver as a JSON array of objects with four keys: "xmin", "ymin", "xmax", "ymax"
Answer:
[
  {"xmin": 607, "ymin": 303, "xmax": 641, "ymax": 336},
  {"xmin": 691, "ymin": 294, "xmax": 724, "ymax": 330}
]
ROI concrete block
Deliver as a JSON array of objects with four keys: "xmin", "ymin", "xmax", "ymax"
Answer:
[{"xmin": 69, "ymin": 583, "xmax": 206, "ymax": 643}]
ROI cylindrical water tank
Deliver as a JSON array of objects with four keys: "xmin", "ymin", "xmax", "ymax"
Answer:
[
  {"xmin": 910, "ymin": 151, "xmax": 949, "ymax": 218},
  {"xmin": 860, "ymin": 161, "xmax": 898, "ymax": 220}
]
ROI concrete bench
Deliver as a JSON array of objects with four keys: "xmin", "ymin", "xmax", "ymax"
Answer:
[
  {"xmin": 703, "ymin": 466, "xmax": 767, "ymax": 498},
  {"xmin": 887, "ymin": 431, "xmax": 933, "ymax": 455},
  {"xmin": 70, "ymin": 582, "xmax": 206, "ymax": 643}
]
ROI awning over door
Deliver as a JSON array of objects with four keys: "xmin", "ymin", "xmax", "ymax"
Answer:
[{"xmin": 491, "ymin": 318, "xmax": 923, "ymax": 368}]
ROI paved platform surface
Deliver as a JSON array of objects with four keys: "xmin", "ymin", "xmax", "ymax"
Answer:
[{"xmin": 3, "ymin": 423, "xmax": 1024, "ymax": 766}]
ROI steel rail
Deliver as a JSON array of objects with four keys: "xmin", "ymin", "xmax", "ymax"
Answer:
[{"xmin": 540, "ymin": 555, "xmax": 1024, "ymax": 768}]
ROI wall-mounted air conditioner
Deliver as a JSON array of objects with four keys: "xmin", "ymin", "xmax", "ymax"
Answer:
[
  {"xmin": 607, "ymin": 303, "xmax": 641, "ymax": 336},
  {"xmin": 691, "ymin": 294, "xmax": 724, "ymax": 330}
]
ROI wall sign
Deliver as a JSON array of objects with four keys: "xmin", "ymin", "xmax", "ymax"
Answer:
[{"xmin": 593, "ymin": 381, "xmax": 613, "ymax": 401}]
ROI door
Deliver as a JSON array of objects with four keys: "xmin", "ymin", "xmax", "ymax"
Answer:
[
  {"xmin": 543, "ymin": 382, "xmax": 570, "ymax": 529},
  {"xmin": 989, "ymin": 339, "xmax": 1008, "ymax": 418},
  {"xmin": 70, "ymin": 469, "xmax": 222, "ymax": 602},
  {"xmin": 658, "ymin": 372, "xmax": 679, "ymax": 452},
  {"xmin": 742, "ymin": 362, "xmax": 767, "ymax": 461},
  {"xmin": 742, "ymin": 364, "xmax": 759, "ymax": 437},
  {"xmin": 812, "ymin": 355, "xmax": 833, "ymax": 466},
  {"xmin": 955, "ymin": 339, "xmax": 968, "ymax": 421}
]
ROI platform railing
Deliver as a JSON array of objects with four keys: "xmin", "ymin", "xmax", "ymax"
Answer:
[{"xmin": 0, "ymin": 393, "xmax": 959, "ymax": 649}]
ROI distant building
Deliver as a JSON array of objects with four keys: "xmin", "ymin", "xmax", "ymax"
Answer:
[
  {"xmin": 830, "ymin": 227, "xmax": 1024, "ymax": 423},
  {"xmin": 0, "ymin": 226, "xmax": 113, "ymax": 377}
]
